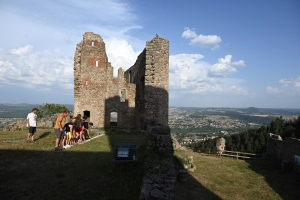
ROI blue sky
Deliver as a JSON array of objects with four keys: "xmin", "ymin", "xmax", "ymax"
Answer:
[{"xmin": 0, "ymin": 0, "xmax": 299, "ymax": 108}]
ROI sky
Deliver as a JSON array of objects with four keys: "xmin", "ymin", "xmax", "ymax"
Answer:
[{"xmin": 0, "ymin": 0, "xmax": 299, "ymax": 108}]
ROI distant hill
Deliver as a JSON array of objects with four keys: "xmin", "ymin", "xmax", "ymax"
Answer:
[
  {"xmin": 0, "ymin": 104, "xmax": 74, "ymax": 118},
  {"xmin": 243, "ymin": 107, "xmax": 264, "ymax": 114}
]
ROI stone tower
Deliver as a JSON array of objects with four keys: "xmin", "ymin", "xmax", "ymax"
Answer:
[{"xmin": 74, "ymin": 32, "xmax": 169, "ymax": 129}]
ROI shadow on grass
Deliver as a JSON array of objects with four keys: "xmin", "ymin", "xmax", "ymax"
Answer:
[
  {"xmin": 34, "ymin": 131, "xmax": 51, "ymax": 141},
  {"xmin": 246, "ymin": 158, "xmax": 300, "ymax": 200},
  {"xmin": 0, "ymin": 132, "xmax": 148, "ymax": 200}
]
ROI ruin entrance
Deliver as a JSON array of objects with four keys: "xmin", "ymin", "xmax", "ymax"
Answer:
[
  {"xmin": 110, "ymin": 112, "xmax": 118, "ymax": 126},
  {"xmin": 83, "ymin": 110, "xmax": 90, "ymax": 119}
]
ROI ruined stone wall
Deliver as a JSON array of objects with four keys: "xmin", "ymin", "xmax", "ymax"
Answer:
[
  {"xmin": 105, "ymin": 68, "xmax": 136, "ymax": 128},
  {"xmin": 124, "ymin": 50, "xmax": 146, "ymax": 129},
  {"xmin": 140, "ymin": 126, "xmax": 175, "ymax": 200},
  {"xmin": 267, "ymin": 137, "xmax": 300, "ymax": 162},
  {"xmin": 74, "ymin": 32, "xmax": 108, "ymax": 127},
  {"xmin": 125, "ymin": 35, "xmax": 169, "ymax": 128},
  {"xmin": 74, "ymin": 32, "xmax": 169, "ymax": 129},
  {"xmin": 144, "ymin": 36, "xmax": 169, "ymax": 126},
  {"xmin": 74, "ymin": 32, "xmax": 137, "ymax": 128}
]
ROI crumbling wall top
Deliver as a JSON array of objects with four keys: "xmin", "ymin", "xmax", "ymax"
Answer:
[{"xmin": 83, "ymin": 32, "xmax": 103, "ymax": 42}]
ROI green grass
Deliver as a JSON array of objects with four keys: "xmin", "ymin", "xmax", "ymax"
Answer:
[
  {"xmin": 174, "ymin": 149, "xmax": 300, "ymax": 200},
  {"xmin": 2, "ymin": 129, "xmax": 300, "ymax": 200},
  {"xmin": 0, "ymin": 129, "xmax": 148, "ymax": 200}
]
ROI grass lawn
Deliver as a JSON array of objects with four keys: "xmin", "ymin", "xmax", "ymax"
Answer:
[
  {"xmin": 0, "ymin": 129, "xmax": 148, "ymax": 200},
  {"xmin": 2, "ymin": 129, "xmax": 300, "ymax": 200},
  {"xmin": 174, "ymin": 149, "xmax": 300, "ymax": 200}
]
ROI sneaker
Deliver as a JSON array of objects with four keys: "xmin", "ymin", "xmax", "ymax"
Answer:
[
  {"xmin": 63, "ymin": 146, "xmax": 66, "ymax": 149},
  {"xmin": 31, "ymin": 140, "xmax": 34, "ymax": 143}
]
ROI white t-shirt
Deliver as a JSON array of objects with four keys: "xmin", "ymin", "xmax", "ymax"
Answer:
[{"xmin": 27, "ymin": 112, "xmax": 37, "ymax": 127}]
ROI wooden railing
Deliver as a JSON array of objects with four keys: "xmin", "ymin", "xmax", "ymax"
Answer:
[{"xmin": 220, "ymin": 150, "xmax": 259, "ymax": 160}]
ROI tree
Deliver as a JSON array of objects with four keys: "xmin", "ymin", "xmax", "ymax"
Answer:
[
  {"xmin": 270, "ymin": 117, "xmax": 283, "ymax": 135},
  {"xmin": 37, "ymin": 103, "xmax": 68, "ymax": 118}
]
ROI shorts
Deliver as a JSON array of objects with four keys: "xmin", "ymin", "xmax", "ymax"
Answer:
[
  {"xmin": 75, "ymin": 127, "xmax": 83, "ymax": 133},
  {"xmin": 28, "ymin": 127, "xmax": 36, "ymax": 134},
  {"xmin": 62, "ymin": 131, "xmax": 67, "ymax": 137},
  {"xmin": 54, "ymin": 129, "xmax": 63, "ymax": 138},
  {"xmin": 67, "ymin": 132, "xmax": 72, "ymax": 138}
]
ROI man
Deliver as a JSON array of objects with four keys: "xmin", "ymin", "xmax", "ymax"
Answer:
[
  {"xmin": 26, "ymin": 108, "xmax": 38, "ymax": 143},
  {"xmin": 53, "ymin": 110, "xmax": 69, "ymax": 150}
]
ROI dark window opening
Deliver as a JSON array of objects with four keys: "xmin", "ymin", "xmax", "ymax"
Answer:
[{"xmin": 83, "ymin": 110, "xmax": 90, "ymax": 118}]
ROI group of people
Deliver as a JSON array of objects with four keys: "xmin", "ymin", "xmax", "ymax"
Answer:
[
  {"xmin": 54, "ymin": 111, "xmax": 93, "ymax": 150},
  {"xmin": 26, "ymin": 108, "xmax": 93, "ymax": 150}
]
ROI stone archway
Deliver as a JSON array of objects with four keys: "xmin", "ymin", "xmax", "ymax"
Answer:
[{"xmin": 110, "ymin": 111, "xmax": 118, "ymax": 126}]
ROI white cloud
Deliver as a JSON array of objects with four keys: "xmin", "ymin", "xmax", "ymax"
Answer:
[
  {"xmin": 105, "ymin": 38, "xmax": 141, "ymax": 77},
  {"xmin": 232, "ymin": 60, "xmax": 246, "ymax": 67},
  {"xmin": 266, "ymin": 86, "xmax": 280, "ymax": 94},
  {"xmin": 266, "ymin": 76, "xmax": 300, "ymax": 96},
  {"xmin": 295, "ymin": 77, "xmax": 300, "ymax": 89},
  {"xmin": 228, "ymin": 85, "xmax": 248, "ymax": 95},
  {"xmin": 169, "ymin": 53, "xmax": 248, "ymax": 96},
  {"xmin": 0, "ymin": 46, "xmax": 73, "ymax": 90},
  {"xmin": 0, "ymin": 0, "xmax": 144, "ymax": 104},
  {"xmin": 182, "ymin": 28, "xmax": 197, "ymax": 39},
  {"xmin": 182, "ymin": 27, "xmax": 222, "ymax": 50},
  {"xmin": 169, "ymin": 54, "xmax": 209, "ymax": 89},
  {"xmin": 279, "ymin": 77, "xmax": 300, "ymax": 91},
  {"xmin": 9, "ymin": 45, "xmax": 33, "ymax": 56},
  {"xmin": 208, "ymin": 55, "xmax": 246, "ymax": 77}
]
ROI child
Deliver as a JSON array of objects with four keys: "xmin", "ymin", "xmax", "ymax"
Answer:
[{"xmin": 64, "ymin": 117, "xmax": 76, "ymax": 147}]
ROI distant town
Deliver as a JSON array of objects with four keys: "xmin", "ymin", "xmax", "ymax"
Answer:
[{"xmin": 169, "ymin": 107, "xmax": 300, "ymax": 145}]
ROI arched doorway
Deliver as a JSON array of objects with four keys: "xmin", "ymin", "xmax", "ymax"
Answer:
[{"xmin": 110, "ymin": 112, "xmax": 118, "ymax": 126}]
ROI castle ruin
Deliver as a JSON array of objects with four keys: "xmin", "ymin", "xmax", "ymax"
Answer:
[{"xmin": 73, "ymin": 32, "xmax": 169, "ymax": 129}]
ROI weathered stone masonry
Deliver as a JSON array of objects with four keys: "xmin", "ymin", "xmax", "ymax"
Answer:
[{"xmin": 74, "ymin": 32, "xmax": 169, "ymax": 129}]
